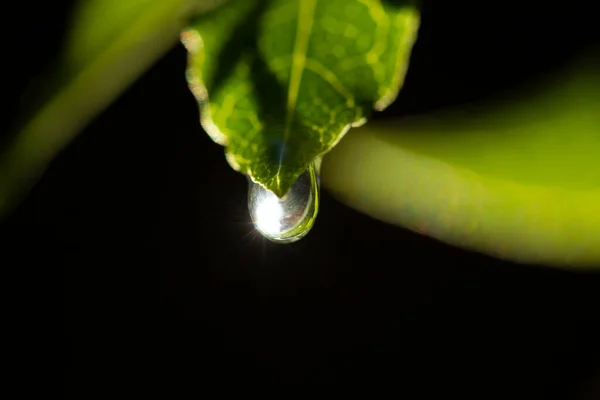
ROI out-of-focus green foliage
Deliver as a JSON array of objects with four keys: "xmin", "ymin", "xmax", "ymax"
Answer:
[
  {"xmin": 183, "ymin": 0, "xmax": 419, "ymax": 196},
  {"xmin": 0, "ymin": 0, "xmax": 225, "ymax": 216},
  {"xmin": 322, "ymin": 59, "xmax": 600, "ymax": 269}
]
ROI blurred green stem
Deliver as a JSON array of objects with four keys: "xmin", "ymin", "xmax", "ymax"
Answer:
[
  {"xmin": 0, "ymin": 0, "xmax": 224, "ymax": 217},
  {"xmin": 322, "ymin": 56, "xmax": 600, "ymax": 268}
]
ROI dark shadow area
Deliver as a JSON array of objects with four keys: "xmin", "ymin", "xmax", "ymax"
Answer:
[
  {"xmin": 1, "ymin": 1, "xmax": 77, "ymax": 143},
  {"xmin": 198, "ymin": 1, "xmax": 268, "ymax": 94},
  {"xmin": 191, "ymin": 0, "xmax": 291, "ymax": 171},
  {"xmin": 381, "ymin": 0, "xmax": 420, "ymax": 8},
  {"xmin": 384, "ymin": 0, "xmax": 600, "ymax": 118}
]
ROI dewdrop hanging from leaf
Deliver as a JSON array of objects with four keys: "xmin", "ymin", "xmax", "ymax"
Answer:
[
  {"xmin": 248, "ymin": 161, "xmax": 319, "ymax": 243},
  {"xmin": 182, "ymin": 0, "xmax": 420, "ymax": 241}
]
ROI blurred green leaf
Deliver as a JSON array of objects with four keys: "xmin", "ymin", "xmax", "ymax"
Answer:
[
  {"xmin": 0, "ymin": 0, "xmax": 225, "ymax": 216},
  {"xmin": 183, "ymin": 0, "xmax": 419, "ymax": 196},
  {"xmin": 322, "ymin": 60, "xmax": 600, "ymax": 268}
]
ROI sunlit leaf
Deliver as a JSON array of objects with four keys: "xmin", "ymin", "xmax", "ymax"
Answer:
[
  {"xmin": 322, "ymin": 60, "xmax": 600, "ymax": 269},
  {"xmin": 183, "ymin": 0, "xmax": 419, "ymax": 196}
]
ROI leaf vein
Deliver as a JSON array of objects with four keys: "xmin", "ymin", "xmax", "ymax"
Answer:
[{"xmin": 277, "ymin": 0, "xmax": 318, "ymax": 190}]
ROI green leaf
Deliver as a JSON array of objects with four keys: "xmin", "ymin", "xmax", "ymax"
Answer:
[
  {"xmin": 0, "ymin": 0, "xmax": 225, "ymax": 217},
  {"xmin": 322, "ymin": 60, "xmax": 600, "ymax": 269},
  {"xmin": 183, "ymin": 0, "xmax": 419, "ymax": 196}
]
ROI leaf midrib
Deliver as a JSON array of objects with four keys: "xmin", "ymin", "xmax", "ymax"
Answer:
[{"xmin": 277, "ymin": 0, "xmax": 317, "ymax": 192}]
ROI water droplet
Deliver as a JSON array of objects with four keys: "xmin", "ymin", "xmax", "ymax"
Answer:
[{"xmin": 248, "ymin": 163, "xmax": 319, "ymax": 243}]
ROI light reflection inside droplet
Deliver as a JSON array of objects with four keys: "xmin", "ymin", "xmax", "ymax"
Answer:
[
  {"xmin": 248, "ymin": 162, "xmax": 320, "ymax": 243},
  {"xmin": 253, "ymin": 192, "xmax": 284, "ymax": 235}
]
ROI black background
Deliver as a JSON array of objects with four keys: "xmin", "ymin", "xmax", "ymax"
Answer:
[{"xmin": 2, "ymin": 0, "xmax": 599, "ymax": 396}]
